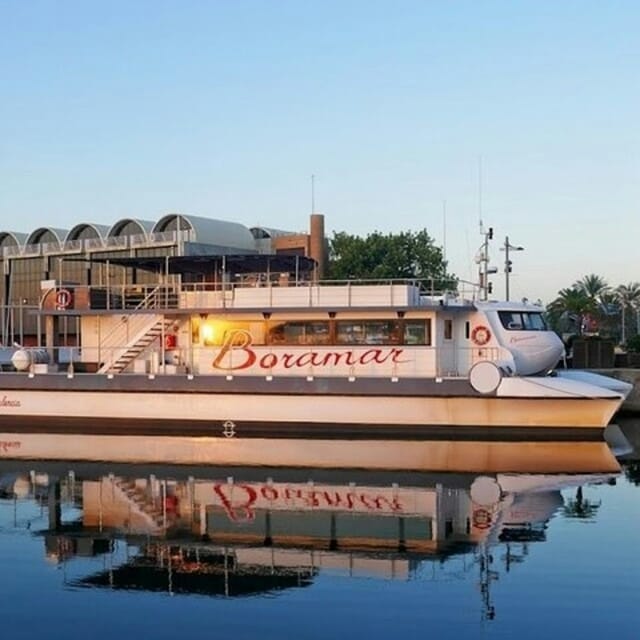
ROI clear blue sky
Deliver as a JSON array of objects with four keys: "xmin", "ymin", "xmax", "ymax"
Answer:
[{"xmin": 1, "ymin": 1, "xmax": 638, "ymax": 303}]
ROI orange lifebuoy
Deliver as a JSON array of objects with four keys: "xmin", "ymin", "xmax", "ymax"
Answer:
[
  {"xmin": 55, "ymin": 288, "xmax": 73, "ymax": 310},
  {"xmin": 472, "ymin": 508, "xmax": 492, "ymax": 529},
  {"xmin": 165, "ymin": 334, "xmax": 177, "ymax": 350},
  {"xmin": 471, "ymin": 325, "xmax": 491, "ymax": 346}
]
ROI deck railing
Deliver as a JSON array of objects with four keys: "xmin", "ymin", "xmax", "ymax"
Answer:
[
  {"xmin": 69, "ymin": 277, "xmax": 472, "ymax": 312},
  {"xmin": 0, "ymin": 229, "xmax": 192, "ymax": 258}
]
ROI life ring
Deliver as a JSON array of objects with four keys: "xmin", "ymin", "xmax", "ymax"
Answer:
[
  {"xmin": 55, "ymin": 288, "xmax": 73, "ymax": 310},
  {"xmin": 472, "ymin": 507, "xmax": 492, "ymax": 529},
  {"xmin": 471, "ymin": 325, "xmax": 491, "ymax": 346}
]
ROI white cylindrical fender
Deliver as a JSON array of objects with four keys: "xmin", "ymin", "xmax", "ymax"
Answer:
[
  {"xmin": 469, "ymin": 361, "xmax": 503, "ymax": 394},
  {"xmin": 11, "ymin": 348, "xmax": 50, "ymax": 371}
]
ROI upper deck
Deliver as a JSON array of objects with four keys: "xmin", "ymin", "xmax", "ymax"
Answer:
[
  {"xmin": 37, "ymin": 254, "xmax": 474, "ymax": 316},
  {"xmin": 38, "ymin": 280, "xmax": 475, "ymax": 316}
]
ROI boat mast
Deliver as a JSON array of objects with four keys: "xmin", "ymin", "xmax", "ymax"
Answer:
[
  {"xmin": 476, "ymin": 158, "xmax": 497, "ymax": 300},
  {"xmin": 478, "ymin": 226, "xmax": 494, "ymax": 301}
]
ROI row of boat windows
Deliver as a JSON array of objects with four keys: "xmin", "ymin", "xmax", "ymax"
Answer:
[
  {"xmin": 194, "ymin": 319, "xmax": 433, "ymax": 346},
  {"xmin": 273, "ymin": 320, "xmax": 431, "ymax": 346},
  {"xmin": 192, "ymin": 312, "xmax": 548, "ymax": 347}
]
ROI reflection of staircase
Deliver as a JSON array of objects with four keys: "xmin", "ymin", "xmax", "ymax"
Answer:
[
  {"xmin": 112, "ymin": 477, "xmax": 165, "ymax": 534},
  {"xmin": 98, "ymin": 316, "xmax": 174, "ymax": 374}
]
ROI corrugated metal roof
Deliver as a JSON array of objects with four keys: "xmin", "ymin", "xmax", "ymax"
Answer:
[{"xmin": 154, "ymin": 213, "xmax": 256, "ymax": 250}]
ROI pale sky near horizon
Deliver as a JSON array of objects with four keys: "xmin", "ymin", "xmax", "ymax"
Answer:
[{"xmin": 1, "ymin": 1, "xmax": 638, "ymax": 304}]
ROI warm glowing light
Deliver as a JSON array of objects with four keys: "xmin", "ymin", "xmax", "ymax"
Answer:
[
  {"xmin": 197, "ymin": 319, "xmax": 254, "ymax": 346},
  {"xmin": 201, "ymin": 321, "xmax": 217, "ymax": 345}
]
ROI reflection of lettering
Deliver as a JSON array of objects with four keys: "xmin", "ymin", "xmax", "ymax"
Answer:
[
  {"xmin": 0, "ymin": 396, "xmax": 21, "ymax": 408},
  {"xmin": 212, "ymin": 330, "xmax": 410, "ymax": 371},
  {"xmin": 213, "ymin": 482, "xmax": 404, "ymax": 522},
  {"xmin": 213, "ymin": 483, "xmax": 257, "ymax": 522},
  {"xmin": 0, "ymin": 441, "xmax": 21, "ymax": 453}
]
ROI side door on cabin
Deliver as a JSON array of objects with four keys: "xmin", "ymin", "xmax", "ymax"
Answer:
[
  {"xmin": 435, "ymin": 313, "xmax": 477, "ymax": 377},
  {"xmin": 436, "ymin": 315, "xmax": 457, "ymax": 376},
  {"xmin": 456, "ymin": 315, "xmax": 476, "ymax": 376}
]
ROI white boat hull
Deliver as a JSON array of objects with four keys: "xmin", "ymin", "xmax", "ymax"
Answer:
[
  {"xmin": 0, "ymin": 377, "xmax": 624, "ymax": 430},
  {"xmin": 0, "ymin": 432, "xmax": 621, "ymax": 472}
]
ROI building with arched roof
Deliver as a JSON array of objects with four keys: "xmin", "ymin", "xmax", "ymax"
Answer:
[
  {"xmin": 0, "ymin": 212, "xmax": 325, "ymax": 344},
  {"xmin": 108, "ymin": 218, "xmax": 155, "ymax": 239},
  {"xmin": 0, "ymin": 232, "xmax": 28, "ymax": 257},
  {"xmin": 25, "ymin": 227, "xmax": 69, "ymax": 251},
  {"xmin": 65, "ymin": 223, "xmax": 111, "ymax": 244},
  {"xmin": 153, "ymin": 214, "xmax": 257, "ymax": 253}
]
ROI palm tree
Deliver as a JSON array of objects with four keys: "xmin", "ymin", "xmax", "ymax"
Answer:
[
  {"xmin": 575, "ymin": 274, "xmax": 610, "ymax": 301},
  {"xmin": 597, "ymin": 291, "xmax": 621, "ymax": 339},
  {"xmin": 547, "ymin": 287, "xmax": 595, "ymax": 335},
  {"xmin": 573, "ymin": 274, "xmax": 611, "ymax": 335},
  {"xmin": 562, "ymin": 486, "xmax": 602, "ymax": 520},
  {"xmin": 615, "ymin": 282, "xmax": 640, "ymax": 345}
]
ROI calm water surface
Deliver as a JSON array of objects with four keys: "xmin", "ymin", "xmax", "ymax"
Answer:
[{"xmin": 0, "ymin": 423, "xmax": 639, "ymax": 640}]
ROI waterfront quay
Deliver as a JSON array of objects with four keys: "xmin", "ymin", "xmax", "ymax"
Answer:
[{"xmin": 598, "ymin": 368, "xmax": 640, "ymax": 413}]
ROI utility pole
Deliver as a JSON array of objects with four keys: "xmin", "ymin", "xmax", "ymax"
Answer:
[{"xmin": 501, "ymin": 236, "xmax": 524, "ymax": 301}]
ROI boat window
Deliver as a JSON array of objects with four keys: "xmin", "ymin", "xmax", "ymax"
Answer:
[
  {"xmin": 193, "ymin": 318, "xmax": 259, "ymax": 346},
  {"xmin": 336, "ymin": 320, "xmax": 402, "ymax": 345},
  {"xmin": 444, "ymin": 319, "xmax": 453, "ymax": 340},
  {"xmin": 498, "ymin": 311, "xmax": 547, "ymax": 331},
  {"xmin": 268, "ymin": 321, "xmax": 331, "ymax": 345},
  {"xmin": 404, "ymin": 320, "xmax": 431, "ymax": 346}
]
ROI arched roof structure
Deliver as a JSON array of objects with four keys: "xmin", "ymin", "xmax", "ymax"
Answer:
[
  {"xmin": 153, "ymin": 213, "xmax": 256, "ymax": 251},
  {"xmin": 26, "ymin": 227, "xmax": 68, "ymax": 246},
  {"xmin": 0, "ymin": 231, "xmax": 28, "ymax": 248},
  {"xmin": 65, "ymin": 223, "xmax": 110, "ymax": 243},
  {"xmin": 107, "ymin": 218, "xmax": 155, "ymax": 238}
]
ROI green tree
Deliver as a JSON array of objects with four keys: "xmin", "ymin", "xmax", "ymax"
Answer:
[
  {"xmin": 561, "ymin": 486, "xmax": 601, "ymax": 520},
  {"xmin": 546, "ymin": 287, "xmax": 595, "ymax": 335},
  {"xmin": 575, "ymin": 273, "xmax": 610, "ymax": 300},
  {"xmin": 547, "ymin": 274, "xmax": 640, "ymax": 343},
  {"xmin": 615, "ymin": 282, "xmax": 640, "ymax": 345},
  {"xmin": 547, "ymin": 274, "xmax": 614, "ymax": 337},
  {"xmin": 327, "ymin": 229, "xmax": 456, "ymax": 289},
  {"xmin": 597, "ymin": 291, "xmax": 621, "ymax": 339}
]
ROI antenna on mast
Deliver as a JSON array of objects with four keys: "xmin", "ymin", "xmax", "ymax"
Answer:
[
  {"xmin": 478, "ymin": 155, "xmax": 483, "ymax": 234},
  {"xmin": 475, "ymin": 157, "xmax": 496, "ymax": 300},
  {"xmin": 442, "ymin": 199, "xmax": 447, "ymax": 262}
]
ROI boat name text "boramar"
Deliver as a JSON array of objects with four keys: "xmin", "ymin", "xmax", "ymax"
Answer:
[
  {"xmin": 0, "ymin": 396, "xmax": 21, "ymax": 408},
  {"xmin": 211, "ymin": 330, "xmax": 411, "ymax": 371},
  {"xmin": 213, "ymin": 482, "xmax": 405, "ymax": 522}
]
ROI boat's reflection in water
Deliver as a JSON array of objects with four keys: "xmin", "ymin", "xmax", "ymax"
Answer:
[{"xmin": 0, "ymin": 425, "xmax": 630, "ymax": 615}]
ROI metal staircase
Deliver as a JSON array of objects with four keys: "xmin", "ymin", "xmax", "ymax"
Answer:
[
  {"xmin": 98, "ymin": 315, "xmax": 175, "ymax": 374},
  {"xmin": 112, "ymin": 477, "xmax": 166, "ymax": 534}
]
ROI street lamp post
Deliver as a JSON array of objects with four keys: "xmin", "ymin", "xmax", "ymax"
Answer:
[{"xmin": 501, "ymin": 236, "xmax": 524, "ymax": 301}]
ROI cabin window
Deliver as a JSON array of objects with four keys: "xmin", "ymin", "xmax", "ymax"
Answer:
[
  {"xmin": 336, "ymin": 320, "xmax": 402, "ymax": 345},
  {"xmin": 268, "ymin": 321, "xmax": 331, "ymax": 345},
  {"xmin": 444, "ymin": 319, "xmax": 453, "ymax": 340},
  {"xmin": 404, "ymin": 320, "xmax": 431, "ymax": 345},
  {"xmin": 193, "ymin": 318, "xmax": 260, "ymax": 346},
  {"xmin": 465, "ymin": 321, "xmax": 470, "ymax": 339},
  {"xmin": 498, "ymin": 311, "xmax": 547, "ymax": 331}
]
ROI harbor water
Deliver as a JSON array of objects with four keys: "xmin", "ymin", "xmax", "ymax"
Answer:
[{"xmin": 0, "ymin": 421, "xmax": 639, "ymax": 639}]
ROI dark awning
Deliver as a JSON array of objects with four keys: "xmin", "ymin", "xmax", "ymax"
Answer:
[{"xmin": 69, "ymin": 254, "xmax": 316, "ymax": 276}]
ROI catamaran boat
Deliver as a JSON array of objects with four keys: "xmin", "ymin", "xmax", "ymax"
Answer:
[{"xmin": 0, "ymin": 254, "xmax": 631, "ymax": 433}]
